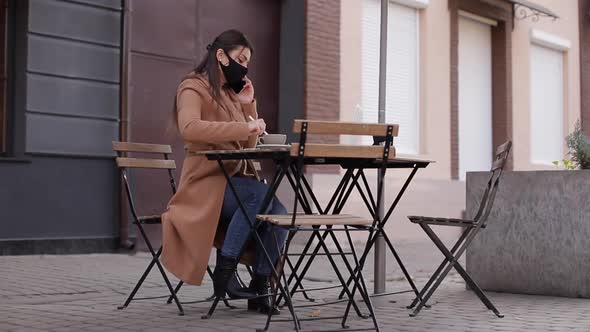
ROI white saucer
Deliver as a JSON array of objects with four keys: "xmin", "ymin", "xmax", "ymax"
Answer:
[{"xmin": 257, "ymin": 144, "xmax": 291, "ymax": 149}]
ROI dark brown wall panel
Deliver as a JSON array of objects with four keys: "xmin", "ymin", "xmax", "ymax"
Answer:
[
  {"xmin": 127, "ymin": 0, "xmax": 281, "ymax": 249},
  {"xmin": 198, "ymin": 0, "xmax": 281, "ymax": 133},
  {"xmin": 127, "ymin": 53, "xmax": 191, "ymax": 249},
  {"xmin": 127, "ymin": 0, "xmax": 198, "ymax": 249},
  {"xmin": 129, "ymin": 0, "xmax": 196, "ymax": 61},
  {"xmin": 128, "ymin": 52, "xmax": 189, "ymax": 175}
]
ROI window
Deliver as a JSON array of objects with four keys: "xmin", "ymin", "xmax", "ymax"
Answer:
[
  {"xmin": 0, "ymin": 0, "xmax": 7, "ymax": 153},
  {"xmin": 529, "ymin": 30, "xmax": 570, "ymax": 165},
  {"xmin": 361, "ymin": 0, "xmax": 420, "ymax": 155}
]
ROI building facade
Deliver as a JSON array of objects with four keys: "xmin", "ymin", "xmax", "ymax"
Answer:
[
  {"xmin": 1, "ymin": 0, "xmax": 589, "ymax": 253},
  {"xmin": 0, "ymin": 0, "xmax": 340, "ymax": 253},
  {"xmin": 1, "ymin": 0, "xmax": 123, "ymax": 253},
  {"xmin": 333, "ymin": 0, "xmax": 588, "ymax": 240},
  {"xmin": 341, "ymin": 0, "xmax": 584, "ymax": 179},
  {"xmin": 330, "ymin": 0, "xmax": 590, "ymax": 240}
]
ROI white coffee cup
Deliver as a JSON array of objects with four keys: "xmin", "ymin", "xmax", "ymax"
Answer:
[{"xmin": 259, "ymin": 134, "xmax": 287, "ymax": 145}]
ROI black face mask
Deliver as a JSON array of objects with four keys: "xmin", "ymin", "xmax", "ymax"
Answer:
[{"xmin": 220, "ymin": 50, "xmax": 248, "ymax": 93}]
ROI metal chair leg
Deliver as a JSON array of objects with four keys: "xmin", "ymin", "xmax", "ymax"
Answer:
[
  {"xmin": 327, "ymin": 230, "xmax": 370, "ymax": 319},
  {"xmin": 315, "ymin": 229, "xmax": 366, "ymax": 320},
  {"xmin": 453, "ymin": 263, "xmax": 504, "ymax": 317},
  {"xmin": 285, "ymin": 255, "xmax": 315, "ymax": 302},
  {"xmin": 277, "ymin": 230, "xmax": 323, "ymax": 306},
  {"xmin": 258, "ymin": 230, "xmax": 300, "ymax": 332},
  {"xmin": 341, "ymin": 228, "xmax": 379, "ymax": 331},
  {"xmin": 167, "ymin": 280, "xmax": 183, "ymax": 304},
  {"xmin": 118, "ymin": 246, "xmax": 161, "ymax": 310},
  {"xmin": 427, "ymin": 229, "xmax": 503, "ymax": 317},
  {"xmin": 201, "ymin": 297, "xmax": 220, "ymax": 319},
  {"xmin": 411, "ymin": 224, "xmax": 502, "ymax": 318},
  {"xmin": 381, "ymin": 231, "xmax": 422, "ymax": 301},
  {"xmin": 407, "ymin": 229, "xmax": 471, "ymax": 309},
  {"xmin": 153, "ymin": 255, "xmax": 185, "ymax": 315}
]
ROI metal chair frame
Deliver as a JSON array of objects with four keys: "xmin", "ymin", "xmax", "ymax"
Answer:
[
  {"xmin": 113, "ymin": 142, "xmax": 235, "ymax": 315},
  {"xmin": 113, "ymin": 142, "xmax": 185, "ymax": 315},
  {"xmin": 277, "ymin": 152, "xmax": 425, "ymax": 309},
  {"xmin": 406, "ymin": 140, "xmax": 512, "ymax": 318},
  {"xmin": 257, "ymin": 121, "xmax": 398, "ymax": 332}
]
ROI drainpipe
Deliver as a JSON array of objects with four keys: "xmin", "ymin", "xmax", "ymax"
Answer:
[
  {"xmin": 118, "ymin": 0, "xmax": 133, "ymax": 250},
  {"xmin": 374, "ymin": 0, "xmax": 388, "ymax": 295}
]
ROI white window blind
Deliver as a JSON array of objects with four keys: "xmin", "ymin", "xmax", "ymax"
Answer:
[
  {"xmin": 361, "ymin": 0, "xmax": 419, "ymax": 154},
  {"xmin": 458, "ymin": 15, "xmax": 493, "ymax": 181},
  {"xmin": 530, "ymin": 44, "xmax": 564, "ymax": 165}
]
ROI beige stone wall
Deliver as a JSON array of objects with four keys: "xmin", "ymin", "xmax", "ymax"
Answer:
[
  {"xmin": 340, "ymin": 0, "xmax": 363, "ymax": 142},
  {"xmin": 511, "ymin": 0, "xmax": 581, "ymax": 170},
  {"xmin": 333, "ymin": 0, "xmax": 582, "ymax": 240},
  {"xmin": 340, "ymin": 0, "xmax": 453, "ymax": 179},
  {"xmin": 340, "ymin": 0, "xmax": 582, "ymax": 177},
  {"xmin": 416, "ymin": 0, "xmax": 452, "ymax": 179}
]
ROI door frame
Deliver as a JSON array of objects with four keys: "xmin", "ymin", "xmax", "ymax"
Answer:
[{"xmin": 449, "ymin": 0, "xmax": 513, "ymax": 179}]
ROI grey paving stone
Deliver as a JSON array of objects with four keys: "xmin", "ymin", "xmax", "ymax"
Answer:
[{"xmin": 1, "ymin": 242, "xmax": 590, "ymax": 332}]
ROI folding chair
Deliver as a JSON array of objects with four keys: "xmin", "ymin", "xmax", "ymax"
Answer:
[
  {"xmin": 114, "ymin": 142, "xmax": 252, "ymax": 315},
  {"xmin": 255, "ymin": 120, "xmax": 399, "ymax": 331},
  {"xmin": 112, "ymin": 141, "xmax": 185, "ymax": 315},
  {"xmin": 406, "ymin": 140, "xmax": 512, "ymax": 318}
]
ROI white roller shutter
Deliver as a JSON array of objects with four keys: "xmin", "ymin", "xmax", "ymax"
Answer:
[
  {"xmin": 361, "ymin": 0, "xmax": 419, "ymax": 154},
  {"xmin": 530, "ymin": 44, "xmax": 564, "ymax": 165},
  {"xmin": 458, "ymin": 14, "xmax": 493, "ymax": 181}
]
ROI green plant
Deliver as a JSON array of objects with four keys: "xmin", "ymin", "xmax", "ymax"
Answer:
[
  {"xmin": 565, "ymin": 120, "xmax": 590, "ymax": 170},
  {"xmin": 552, "ymin": 159, "xmax": 575, "ymax": 170}
]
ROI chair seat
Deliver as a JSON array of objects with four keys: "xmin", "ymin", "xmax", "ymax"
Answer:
[
  {"xmin": 137, "ymin": 215, "xmax": 162, "ymax": 224},
  {"xmin": 257, "ymin": 214, "xmax": 373, "ymax": 227},
  {"xmin": 408, "ymin": 215, "xmax": 484, "ymax": 228}
]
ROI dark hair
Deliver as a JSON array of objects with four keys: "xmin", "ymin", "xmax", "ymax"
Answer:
[
  {"xmin": 197, "ymin": 29, "xmax": 254, "ymax": 104},
  {"xmin": 170, "ymin": 30, "xmax": 254, "ymax": 133}
]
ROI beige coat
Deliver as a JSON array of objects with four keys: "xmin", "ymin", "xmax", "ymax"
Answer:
[{"xmin": 161, "ymin": 75, "xmax": 259, "ymax": 285}]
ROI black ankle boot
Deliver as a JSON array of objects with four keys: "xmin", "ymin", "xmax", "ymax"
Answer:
[
  {"xmin": 227, "ymin": 270, "xmax": 257, "ymax": 299},
  {"xmin": 212, "ymin": 255, "xmax": 235, "ymax": 298},
  {"xmin": 213, "ymin": 255, "xmax": 257, "ymax": 299},
  {"xmin": 247, "ymin": 274, "xmax": 280, "ymax": 315}
]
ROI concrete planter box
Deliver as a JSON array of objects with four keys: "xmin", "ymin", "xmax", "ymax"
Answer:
[{"xmin": 466, "ymin": 170, "xmax": 590, "ymax": 298}]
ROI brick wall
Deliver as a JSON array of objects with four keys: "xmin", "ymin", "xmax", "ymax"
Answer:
[
  {"xmin": 491, "ymin": 20, "xmax": 513, "ymax": 170},
  {"xmin": 305, "ymin": 0, "xmax": 340, "ymax": 173}
]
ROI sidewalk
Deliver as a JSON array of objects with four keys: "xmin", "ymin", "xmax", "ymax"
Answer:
[{"xmin": 2, "ymin": 239, "xmax": 589, "ymax": 332}]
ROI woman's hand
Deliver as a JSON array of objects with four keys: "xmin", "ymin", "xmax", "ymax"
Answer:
[
  {"xmin": 247, "ymin": 118, "xmax": 266, "ymax": 135},
  {"xmin": 237, "ymin": 76, "xmax": 255, "ymax": 104}
]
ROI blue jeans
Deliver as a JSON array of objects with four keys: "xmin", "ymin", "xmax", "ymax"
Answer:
[{"xmin": 220, "ymin": 176, "xmax": 289, "ymax": 276}]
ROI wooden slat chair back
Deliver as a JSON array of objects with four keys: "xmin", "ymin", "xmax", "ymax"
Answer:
[
  {"xmin": 258, "ymin": 120, "xmax": 402, "ymax": 230},
  {"xmin": 253, "ymin": 120, "xmax": 389, "ymax": 330},
  {"xmin": 111, "ymin": 141, "xmax": 184, "ymax": 315},
  {"xmin": 113, "ymin": 141, "xmax": 177, "ymax": 224},
  {"xmin": 290, "ymin": 120, "xmax": 399, "ymax": 160}
]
